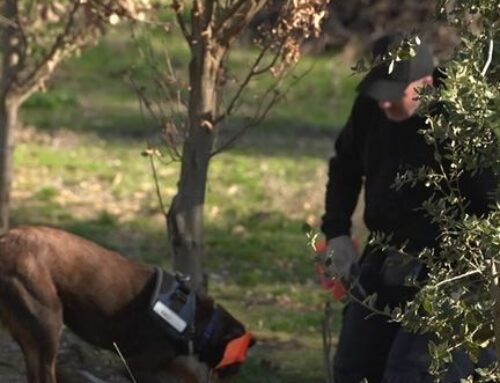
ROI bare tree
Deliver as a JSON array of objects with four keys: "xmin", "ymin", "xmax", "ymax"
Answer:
[
  {"xmin": 136, "ymin": 0, "xmax": 330, "ymax": 291},
  {"xmin": 0, "ymin": 0, "xmax": 149, "ymax": 233}
]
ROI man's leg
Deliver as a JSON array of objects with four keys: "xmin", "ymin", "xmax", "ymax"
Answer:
[
  {"xmin": 383, "ymin": 328, "xmax": 497, "ymax": 383},
  {"xmin": 333, "ymin": 300, "xmax": 400, "ymax": 383}
]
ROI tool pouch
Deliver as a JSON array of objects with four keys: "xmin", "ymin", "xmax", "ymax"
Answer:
[{"xmin": 381, "ymin": 251, "xmax": 423, "ymax": 287}]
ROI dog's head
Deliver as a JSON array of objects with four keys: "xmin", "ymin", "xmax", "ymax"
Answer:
[
  {"xmin": 148, "ymin": 270, "xmax": 254, "ymax": 379},
  {"xmin": 195, "ymin": 298, "xmax": 255, "ymax": 378}
]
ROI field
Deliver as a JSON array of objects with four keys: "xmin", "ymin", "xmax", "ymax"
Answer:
[{"xmin": 1, "ymin": 25, "xmax": 366, "ymax": 383}]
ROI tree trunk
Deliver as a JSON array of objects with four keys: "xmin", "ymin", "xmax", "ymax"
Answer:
[
  {"xmin": 0, "ymin": 96, "xmax": 19, "ymax": 234},
  {"xmin": 167, "ymin": 41, "xmax": 224, "ymax": 292},
  {"xmin": 0, "ymin": 0, "xmax": 22, "ymax": 234}
]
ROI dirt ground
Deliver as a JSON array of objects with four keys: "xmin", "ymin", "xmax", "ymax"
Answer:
[{"xmin": 0, "ymin": 326, "xmax": 130, "ymax": 383}]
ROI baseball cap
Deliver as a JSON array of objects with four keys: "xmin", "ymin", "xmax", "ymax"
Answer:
[{"xmin": 356, "ymin": 41, "xmax": 434, "ymax": 102}]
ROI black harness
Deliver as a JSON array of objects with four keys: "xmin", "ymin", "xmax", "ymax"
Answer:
[
  {"xmin": 149, "ymin": 268, "xmax": 223, "ymax": 361},
  {"xmin": 149, "ymin": 268, "xmax": 197, "ymax": 351}
]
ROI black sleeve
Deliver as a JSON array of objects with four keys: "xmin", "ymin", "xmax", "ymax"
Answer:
[{"xmin": 321, "ymin": 98, "xmax": 364, "ymax": 240}]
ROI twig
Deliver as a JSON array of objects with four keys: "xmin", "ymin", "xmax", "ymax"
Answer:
[
  {"xmin": 113, "ymin": 342, "xmax": 137, "ymax": 383},
  {"xmin": 432, "ymin": 269, "xmax": 481, "ymax": 289},
  {"xmin": 172, "ymin": 0, "xmax": 191, "ymax": 43},
  {"xmin": 481, "ymin": 36, "xmax": 494, "ymax": 77},
  {"xmin": 213, "ymin": 0, "xmax": 247, "ymax": 34},
  {"xmin": 148, "ymin": 150, "xmax": 167, "ymax": 214},
  {"xmin": 0, "ymin": 13, "xmax": 17, "ymax": 28},
  {"xmin": 20, "ymin": 1, "xmax": 85, "ymax": 96},
  {"xmin": 215, "ymin": 0, "xmax": 267, "ymax": 44},
  {"xmin": 214, "ymin": 43, "xmax": 272, "ymax": 125},
  {"xmin": 322, "ymin": 302, "xmax": 334, "ymax": 383}
]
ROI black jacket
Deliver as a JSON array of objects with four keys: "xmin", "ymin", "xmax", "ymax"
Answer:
[{"xmin": 321, "ymin": 95, "xmax": 496, "ymax": 250}]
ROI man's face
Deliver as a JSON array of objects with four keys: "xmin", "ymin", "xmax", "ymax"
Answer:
[{"xmin": 377, "ymin": 76, "xmax": 433, "ymax": 122}]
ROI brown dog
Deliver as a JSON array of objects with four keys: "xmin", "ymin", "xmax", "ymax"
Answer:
[{"xmin": 0, "ymin": 226, "xmax": 253, "ymax": 383}]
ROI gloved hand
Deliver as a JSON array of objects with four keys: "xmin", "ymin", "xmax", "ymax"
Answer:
[{"xmin": 325, "ymin": 235, "xmax": 359, "ymax": 282}]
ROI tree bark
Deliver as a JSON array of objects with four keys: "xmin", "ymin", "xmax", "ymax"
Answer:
[
  {"xmin": 0, "ymin": 96, "xmax": 19, "ymax": 234},
  {"xmin": 0, "ymin": 0, "xmax": 21, "ymax": 234},
  {"xmin": 167, "ymin": 39, "xmax": 225, "ymax": 292},
  {"xmin": 166, "ymin": 1, "xmax": 267, "ymax": 292}
]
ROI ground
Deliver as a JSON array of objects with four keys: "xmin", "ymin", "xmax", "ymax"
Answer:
[{"xmin": 0, "ymin": 327, "xmax": 130, "ymax": 383}]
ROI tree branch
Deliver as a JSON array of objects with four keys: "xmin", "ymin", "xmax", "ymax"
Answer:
[
  {"xmin": 1, "ymin": 0, "xmax": 20, "ymax": 97},
  {"xmin": 15, "ymin": 1, "xmax": 90, "ymax": 99},
  {"xmin": 214, "ymin": 44, "xmax": 270, "ymax": 125},
  {"xmin": 432, "ymin": 269, "xmax": 481, "ymax": 289},
  {"xmin": 212, "ymin": 63, "xmax": 310, "ymax": 156},
  {"xmin": 213, "ymin": 0, "xmax": 247, "ymax": 34},
  {"xmin": 172, "ymin": 0, "xmax": 191, "ymax": 43},
  {"xmin": 481, "ymin": 36, "xmax": 494, "ymax": 77},
  {"xmin": 215, "ymin": 0, "xmax": 267, "ymax": 44}
]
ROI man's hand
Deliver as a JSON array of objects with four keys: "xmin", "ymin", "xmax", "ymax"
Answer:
[{"xmin": 325, "ymin": 235, "xmax": 358, "ymax": 282}]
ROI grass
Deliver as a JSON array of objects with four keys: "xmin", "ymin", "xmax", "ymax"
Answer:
[{"xmin": 9, "ymin": 24, "xmax": 365, "ymax": 383}]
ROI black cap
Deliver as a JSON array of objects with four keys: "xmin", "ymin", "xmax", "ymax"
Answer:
[{"xmin": 356, "ymin": 42, "xmax": 434, "ymax": 101}]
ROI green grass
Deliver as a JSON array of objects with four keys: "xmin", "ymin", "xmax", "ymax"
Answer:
[{"xmin": 10, "ymin": 24, "xmax": 364, "ymax": 383}]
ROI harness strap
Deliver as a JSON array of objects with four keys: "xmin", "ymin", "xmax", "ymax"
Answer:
[
  {"xmin": 198, "ymin": 305, "xmax": 220, "ymax": 354},
  {"xmin": 149, "ymin": 267, "xmax": 197, "ymax": 348}
]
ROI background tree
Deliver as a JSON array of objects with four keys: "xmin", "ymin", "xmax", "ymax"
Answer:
[
  {"xmin": 0, "ymin": 0, "xmax": 149, "ymax": 234},
  {"xmin": 251, "ymin": 0, "xmax": 459, "ymax": 59},
  {"xmin": 136, "ymin": 0, "xmax": 331, "ymax": 291}
]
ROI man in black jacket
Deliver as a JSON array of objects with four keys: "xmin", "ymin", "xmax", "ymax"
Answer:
[{"xmin": 321, "ymin": 40, "xmax": 496, "ymax": 383}]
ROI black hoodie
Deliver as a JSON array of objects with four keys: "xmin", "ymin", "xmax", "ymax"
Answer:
[{"xmin": 321, "ymin": 94, "xmax": 496, "ymax": 250}]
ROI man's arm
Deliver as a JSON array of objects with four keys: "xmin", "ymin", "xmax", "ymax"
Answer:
[{"xmin": 321, "ymin": 100, "xmax": 364, "ymax": 240}]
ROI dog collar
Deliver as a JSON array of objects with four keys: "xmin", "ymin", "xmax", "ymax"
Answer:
[{"xmin": 215, "ymin": 332, "xmax": 253, "ymax": 369}]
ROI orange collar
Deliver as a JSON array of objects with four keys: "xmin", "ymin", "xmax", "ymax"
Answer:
[{"xmin": 215, "ymin": 332, "xmax": 253, "ymax": 369}]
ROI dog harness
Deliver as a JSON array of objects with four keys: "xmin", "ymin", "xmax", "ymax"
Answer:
[
  {"xmin": 150, "ymin": 268, "xmax": 197, "ymax": 346},
  {"xmin": 149, "ymin": 268, "xmax": 252, "ymax": 370}
]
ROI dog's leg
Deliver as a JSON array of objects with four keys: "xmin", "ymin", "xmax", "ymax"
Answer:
[
  {"xmin": 5, "ymin": 317, "xmax": 43, "ymax": 383},
  {"xmin": 0, "ymin": 273, "xmax": 63, "ymax": 383}
]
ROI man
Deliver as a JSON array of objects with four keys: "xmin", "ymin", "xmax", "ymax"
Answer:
[{"xmin": 321, "ymin": 38, "xmax": 496, "ymax": 383}]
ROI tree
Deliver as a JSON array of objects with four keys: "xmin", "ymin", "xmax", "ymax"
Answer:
[
  {"xmin": 136, "ymin": 0, "xmax": 330, "ymax": 291},
  {"xmin": 392, "ymin": 0, "xmax": 499, "ymax": 377},
  {"xmin": 0, "ymin": 0, "xmax": 149, "ymax": 234}
]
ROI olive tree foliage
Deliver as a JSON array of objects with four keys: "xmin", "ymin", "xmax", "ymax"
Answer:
[
  {"xmin": 136, "ymin": 0, "xmax": 330, "ymax": 291},
  {"xmin": 369, "ymin": 0, "xmax": 499, "ymax": 379},
  {"xmin": 0, "ymin": 0, "xmax": 150, "ymax": 234}
]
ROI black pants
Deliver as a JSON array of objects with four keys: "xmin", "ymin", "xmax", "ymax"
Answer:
[{"xmin": 333, "ymin": 250, "xmax": 496, "ymax": 383}]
